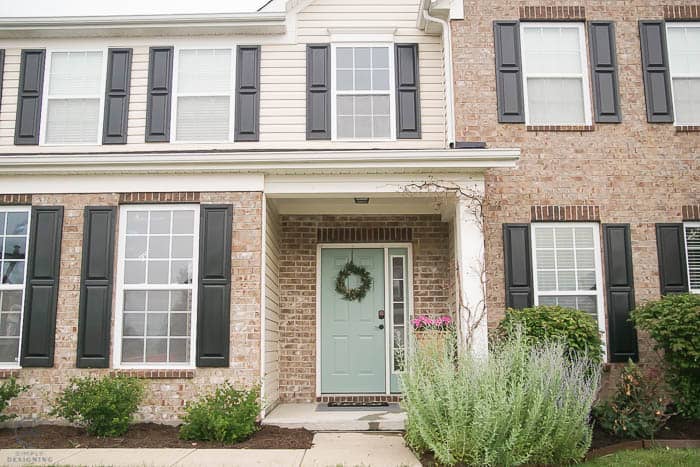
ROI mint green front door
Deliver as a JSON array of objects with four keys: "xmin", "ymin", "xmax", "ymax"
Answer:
[{"xmin": 321, "ymin": 248, "xmax": 386, "ymax": 393}]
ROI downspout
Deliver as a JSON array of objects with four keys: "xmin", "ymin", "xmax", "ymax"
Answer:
[{"xmin": 421, "ymin": 8, "xmax": 455, "ymax": 147}]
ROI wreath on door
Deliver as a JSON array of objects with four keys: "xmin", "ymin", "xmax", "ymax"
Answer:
[{"xmin": 335, "ymin": 261, "xmax": 373, "ymax": 302}]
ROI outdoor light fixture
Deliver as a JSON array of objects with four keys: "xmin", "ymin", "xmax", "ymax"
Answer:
[{"xmin": 354, "ymin": 197, "xmax": 370, "ymax": 204}]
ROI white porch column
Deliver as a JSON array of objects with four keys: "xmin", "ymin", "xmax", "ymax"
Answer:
[{"xmin": 453, "ymin": 182, "xmax": 488, "ymax": 357}]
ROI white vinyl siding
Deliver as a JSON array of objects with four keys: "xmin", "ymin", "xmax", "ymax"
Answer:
[
  {"xmin": 667, "ymin": 23, "xmax": 700, "ymax": 126},
  {"xmin": 42, "ymin": 51, "xmax": 105, "ymax": 145},
  {"xmin": 0, "ymin": 207, "xmax": 30, "ymax": 367},
  {"xmin": 685, "ymin": 222, "xmax": 700, "ymax": 293},
  {"xmin": 520, "ymin": 23, "xmax": 592, "ymax": 125},
  {"xmin": 173, "ymin": 48, "xmax": 235, "ymax": 142},
  {"xmin": 114, "ymin": 205, "xmax": 199, "ymax": 368}
]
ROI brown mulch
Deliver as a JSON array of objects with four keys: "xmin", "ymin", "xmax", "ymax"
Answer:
[
  {"xmin": 0, "ymin": 423, "xmax": 314, "ymax": 450},
  {"xmin": 591, "ymin": 415, "xmax": 700, "ymax": 449}
]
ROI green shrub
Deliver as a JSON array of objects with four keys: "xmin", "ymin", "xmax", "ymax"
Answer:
[
  {"xmin": 51, "ymin": 375, "xmax": 144, "ymax": 437},
  {"xmin": 631, "ymin": 293, "xmax": 700, "ymax": 418},
  {"xmin": 593, "ymin": 361, "xmax": 670, "ymax": 439},
  {"xmin": 0, "ymin": 377, "xmax": 27, "ymax": 422},
  {"xmin": 401, "ymin": 331, "xmax": 600, "ymax": 466},
  {"xmin": 179, "ymin": 383, "xmax": 260, "ymax": 444},
  {"xmin": 497, "ymin": 305, "xmax": 604, "ymax": 365}
]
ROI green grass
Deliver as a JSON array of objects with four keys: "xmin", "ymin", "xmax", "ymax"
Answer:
[{"xmin": 583, "ymin": 448, "xmax": 700, "ymax": 466}]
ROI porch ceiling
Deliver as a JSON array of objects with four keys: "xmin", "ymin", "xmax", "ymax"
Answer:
[{"xmin": 270, "ymin": 196, "xmax": 443, "ymax": 215}]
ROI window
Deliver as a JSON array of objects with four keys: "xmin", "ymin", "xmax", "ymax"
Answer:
[
  {"xmin": 332, "ymin": 45, "xmax": 394, "ymax": 140},
  {"xmin": 173, "ymin": 48, "xmax": 235, "ymax": 142},
  {"xmin": 115, "ymin": 205, "xmax": 199, "ymax": 368},
  {"xmin": 0, "ymin": 207, "xmax": 30, "ymax": 367},
  {"xmin": 685, "ymin": 223, "xmax": 700, "ymax": 294},
  {"xmin": 520, "ymin": 23, "xmax": 592, "ymax": 125},
  {"xmin": 667, "ymin": 23, "xmax": 700, "ymax": 125},
  {"xmin": 42, "ymin": 51, "xmax": 106, "ymax": 145},
  {"xmin": 531, "ymin": 223, "xmax": 605, "ymax": 331},
  {"xmin": 391, "ymin": 255, "xmax": 407, "ymax": 373}
]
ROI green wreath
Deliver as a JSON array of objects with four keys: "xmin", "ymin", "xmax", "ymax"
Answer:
[{"xmin": 335, "ymin": 261, "xmax": 373, "ymax": 302}]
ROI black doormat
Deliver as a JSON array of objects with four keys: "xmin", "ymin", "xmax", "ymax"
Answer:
[{"xmin": 327, "ymin": 401, "xmax": 389, "ymax": 408}]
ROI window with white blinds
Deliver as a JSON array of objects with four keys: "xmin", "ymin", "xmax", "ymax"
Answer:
[
  {"xmin": 173, "ymin": 48, "xmax": 234, "ymax": 142},
  {"xmin": 43, "ymin": 51, "xmax": 105, "ymax": 145},
  {"xmin": 667, "ymin": 23, "xmax": 700, "ymax": 126},
  {"xmin": 685, "ymin": 223, "xmax": 700, "ymax": 293},
  {"xmin": 531, "ymin": 223, "xmax": 604, "ymax": 327},
  {"xmin": 520, "ymin": 23, "xmax": 592, "ymax": 125}
]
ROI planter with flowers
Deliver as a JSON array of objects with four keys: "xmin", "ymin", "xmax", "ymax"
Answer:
[{"xmin": 411, "ymin": 315, "xmax": 455, "ymax": 350}]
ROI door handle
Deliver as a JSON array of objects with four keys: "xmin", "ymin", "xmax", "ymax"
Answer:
[{"xmin": 377, "ymin": 324, "xmax": 384, "ymax": 330}]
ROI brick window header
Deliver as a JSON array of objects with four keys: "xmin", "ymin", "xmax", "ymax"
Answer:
[
  {"xmin": 664, "ymin": 5, "xmax": 700, "ymax": 20},
  {"xmin": 119, "ymin": 192, "xmax": 200, "ymax": 204},
  {"xmin": 520, "ymin": 6, "xmax": 586, "ymax": 21},
  {"xmin": 317, "ymin": 227, "xmax": 413, "ymax": 243},
  {"xmin": 0, "ymin": 194, "xmax": 32, "ymax": 205},
  {"xmin": 531, "ymin": 205, "xmax": 600, "ymax": 222},
  {"xmin": 683, "ymin": 205, "xmax": 700, "ymax": 221}
]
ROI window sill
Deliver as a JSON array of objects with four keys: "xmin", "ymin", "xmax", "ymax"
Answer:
[
  {"xmin": 527, "ymin": 125, "xmax": 595, "ymax": 132},
  {"xmin": 676, "ymin": 126, "xmax": 700, "ymax": 133},
  {"xmin": 0, "ymin": 369, "xmax": 21, "ymax": 379},
  {"xmin": 110, "ymin": 369, "xmax": 195, "ymax": 379}
]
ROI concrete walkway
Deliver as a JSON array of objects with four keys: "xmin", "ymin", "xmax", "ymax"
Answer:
[
  {"xmin": 263, "ymin": 403, "xmax": 407, "ymax": 431},
  {"xmin": 0, "ymin": 432, "xmax": 421, "ymax": 467}
]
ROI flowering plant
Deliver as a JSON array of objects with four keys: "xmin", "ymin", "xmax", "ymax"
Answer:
[{"xmin": 412, "ymin": 315, "xmax": 453, "ymax": 331}]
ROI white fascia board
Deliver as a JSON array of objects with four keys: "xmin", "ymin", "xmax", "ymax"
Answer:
[{"xmin": 0, "ymin": 149, "xmax": 520, "ymax": 175}]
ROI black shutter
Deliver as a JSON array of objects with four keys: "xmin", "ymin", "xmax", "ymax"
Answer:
[
  {"xmin": 494, "ymin": 21, "xmax": 524, "ymax": 123},
  {"xmin": 603, "ymin": 224, "xmax": 638, "ymax": 363},
  {"xmin": 395, "ymin": 43, "xmax": 421, "ymax": 139},
  {"xmin": 197, "ymin": 205, "xmax": 232, "ymax": 367},
  {"xmin": 103, "ymin": 48, "xmax": 132, "ymax": 144},
  {"xmin": 589, "ymin": 22, "xmax": 622, "ymax": 123},
  {"xmin": 503, "ymin": 224, "xmax": 533, "ymax": 309},
  {"xmin": 306, "ymin": 44, "xmax": 331, "ymax": 140},
  {"xmin": 639, "ymin": 21, "xmax": 674, "ymax": 123},
  {"xmin": 234, "ymin": 46, "xmax": 261, "ymax": 142},
  {"xmin": 0, "ymin": 50, "xmax": 5, "ymax": 113},
  {"xmin": 656, "ymin": 223, "xmax": 689, "ymax": 295},
  {"xmin": 21, "ymin": 206, "xmax": 63, "ymax": 367},
  {"xmin": 145, "ymin": 46, "xmax": 173, "ymax": 142},
  {"xmin": 15, "ymin": 49, "xmax": 46, "ymax": 145},
  {"xmin": 77, "ymin": 207, "xmax": 116, "ymax": 368}
]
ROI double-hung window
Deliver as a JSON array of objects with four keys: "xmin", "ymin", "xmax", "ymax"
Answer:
[
  {"xmin": 0, "ymin": 207, "xmax": 30, "ymax": 367},
  {"xmin": 173, "ymin": 48, "xmax": 235, "ymax": 142},
  {"xmin": 685, "ymin": 222, "xmax": 700, "ymax": 293},
  {"xmin": 42, "ymin": 51, "xmax": 106, "ymax": 145},
  {"xmin": 115, "ymin": 205, "xmax": 199, "ymax": 368},
  {"xmin": 520, "ymin": 23, "xmax": 592, "ymax": 125},
  {"xmin": 666, "ymin": 23, "xmax": 700, "ymax": 125},
  {"xmin": 531, "ymin": 223, "xmax": 605, "ymax": 332},
  {"xmin": 333, "ymin": 45, "xmax": 394, "ymax": 140}
]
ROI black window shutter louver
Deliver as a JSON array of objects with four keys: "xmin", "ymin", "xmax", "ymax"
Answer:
[
  {"xmin": 639, "ymin": 21, "xmax": 674, "ymax": 123},
  {"xmin": 656, "ymin": 223, "xmax": 689, "ymax": 295},
  {"xmin": 603, "ymin": 224, "xmax": 639, "ymax": 362},
  {"xmin": 145, "ymin": 46, "xmax": 173, "ymax": 142},
  {"xmin": 494, "ymin": 21, "xmax": 525, "ymax": 123},
  {"xmin": 306, "ymin": 44, "xmax": 331, "ymax": 140},
  {"xmin": 0, "ymin": 50, "xmax": 5, "ymax": 114},
  {"xmin": 395, "ymin": 43, "xmax": 421, "ymax": 139},
  {"xmin": 21, "ymin": 206, "xmax": 63, "ymax": 367},
  {"xmin": 103, "ymin": 48, "xmax": 132, "ymax": 144},
  {"xmin": 589, "ymin": 22, "xmax": 622, "ymax": 123},
  {"xmin": 235, "ymin": 46, "xmax": 261, "ymax": 142},
  {"xmin": 503, "ymin": 224, "xmax": 533, "ymax": 309},
  {"xmin": 77, "ymin": 207, "xmax": 116, "ymax": 368},
  {"xmin": 15, "ymin": 49, "xmax": 46, "ymax": 145},
  {"xmin": 197, "ymin": 205, "xmax": 233, "ymax": 367}
]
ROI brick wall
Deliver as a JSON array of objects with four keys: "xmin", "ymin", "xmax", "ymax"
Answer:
[
  {"xmin": 452, "ymin": 0, "xmax": 700, "ymax": 383},
  {"xmin": 277, "ymin": 215, "xmax": 453, "ymax": 402},
  {"xmin": 7, "ymin": 192, "xmax": 262, "ymax": 424}
]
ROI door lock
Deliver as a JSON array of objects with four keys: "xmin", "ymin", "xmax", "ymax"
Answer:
[{"xmin": 378, "ymin": 309, "xmax": 385, "ymax": 319}]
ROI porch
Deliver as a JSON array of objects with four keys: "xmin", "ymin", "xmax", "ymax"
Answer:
[{"xmin": 262, "ymin": 403, "xmax": 406, "ymax": 431}]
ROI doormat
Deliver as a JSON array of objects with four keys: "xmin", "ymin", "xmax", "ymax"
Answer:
[{"xmin": 327, "ymin": 401, "xmax": 389, "ymax": 408}]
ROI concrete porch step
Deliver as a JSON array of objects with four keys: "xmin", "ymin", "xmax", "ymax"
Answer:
[{"xmin": 262, "ymin": 403, "xmax": 406, "ymax": 431}]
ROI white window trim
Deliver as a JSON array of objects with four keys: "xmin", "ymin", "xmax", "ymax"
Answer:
[
  {"xmin": 113, "ymin": 204, "xmax": 200, "ymax": 370},
  {"xmin": 530, "ymin": 222, "xmax": 607, "ymax": 360},
  {"xmin": 684, "ymin": 221, "xmax": 700, "ymax": 294},
  {"xmin": 0, "ymin": 206, "xmax": 31, "ymax": 369},
  {"xmin": 389, "ymin": 254, "xmax": 407, "ymax": 374},
  {"xmin": 170, "ymin": 46, "xmax": 237, "ymax": 143},
  {"xmin": 330, "ymin": 42, "xmax": 397, "ymax": 142},
  {"xmin": 666, "ymin": 22, "xmax": 700, "ymax": 126},
  {"xmin": 40, "ymin": 48, "xmax": 108, "ymax": 146},
  {"xmin": 520, "ymin": 22, "xmax": 593, "ymax": 126}
]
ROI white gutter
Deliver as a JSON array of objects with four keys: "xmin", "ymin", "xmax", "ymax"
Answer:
[{"xmin": 420, "ymin": 6, "xmax": 456, "ymax": 147}]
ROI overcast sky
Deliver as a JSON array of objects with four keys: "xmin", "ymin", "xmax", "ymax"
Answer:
[{"xmin": 0, "ymin": 0, "xmax": 275, "ymax": 17}]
